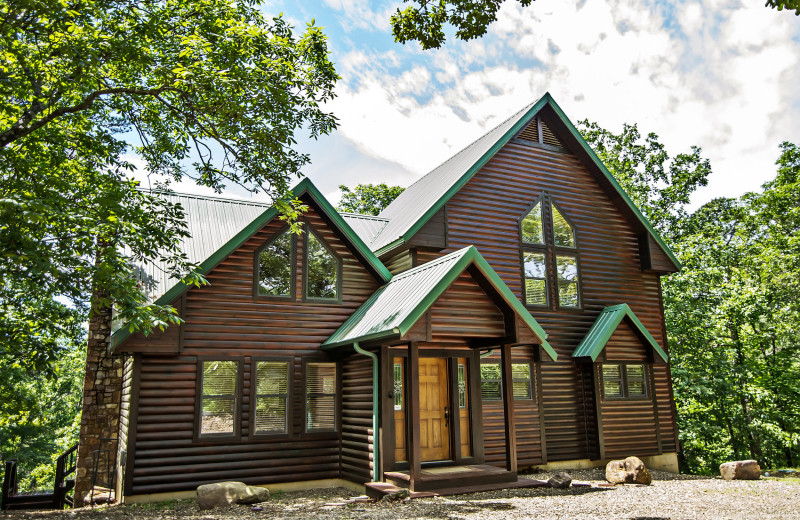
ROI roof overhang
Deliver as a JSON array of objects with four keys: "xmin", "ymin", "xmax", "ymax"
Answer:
[
  {"xmin": 323, "ymin": 246, "xmax": 557, "ymax": 361},
  {"xmin": 572, "ymin": 303, "xmax": 668, "ymax": 363}
]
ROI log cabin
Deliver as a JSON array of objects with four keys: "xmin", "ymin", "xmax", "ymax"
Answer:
[{"xmin": 102, "ymin": 92, "xmax": 680, "ymax": 502}]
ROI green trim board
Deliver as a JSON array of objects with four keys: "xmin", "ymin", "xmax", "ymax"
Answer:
[
  {"xmin": 322, "ymin": 246, "xmax": 557, "ymax": 361},
  {"xmin": 572, "ymin": 303, "xmax": 668, "ymax": 362},
  {"xmin": 371, "ymin": 92, "xmax": 680, "ymax": 271},
  {"xmin": 112, "ymin": 178, "xmax": 392, "ymax": 350}
]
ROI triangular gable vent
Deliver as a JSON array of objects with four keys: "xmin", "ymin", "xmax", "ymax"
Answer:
[{"xmin": 516, "ymin": 116, "xmax": 564, "ymax": 149}]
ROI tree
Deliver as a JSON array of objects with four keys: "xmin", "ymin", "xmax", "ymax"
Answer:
[
  {"xmin": 577, "ymin": 120, "xmax": 711, "ymax": 239},
  {"xmin": 392, "ymin": 0, "xmax": 798, "ymax": 50},
  {"xmin": 765, "ymin": 0, "xmax": 800, "ymax": 15},
  {"xmin": 338, "ymin": 183, "xmax": 405, "ymax": 216},
  {"xmin": 391, "ymin": 0, "xmax": 534, "ymax": 50},
  {"xmin": 1, "ymin": 0, "xmax": 338, "ymax": 366}
]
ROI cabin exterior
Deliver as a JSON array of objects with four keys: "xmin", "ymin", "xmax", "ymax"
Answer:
[{"xmin": 101, "ymin": 93, "xmax": 680, "ymax": 502}]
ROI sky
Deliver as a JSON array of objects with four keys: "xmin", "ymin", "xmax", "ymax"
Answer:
[{"xmin": 143, "ymin": 0, "xmax": 800, "ymax": 210}]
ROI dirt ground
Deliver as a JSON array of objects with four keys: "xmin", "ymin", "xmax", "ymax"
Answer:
[{"xmin": 3, "ymin": 470, "xmax": 799, "ymax": 520}]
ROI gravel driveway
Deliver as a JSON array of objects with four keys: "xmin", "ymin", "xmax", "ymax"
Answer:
[{"xmin": 5, "ymin": 470, "xmax": 799, "ymax": 520}]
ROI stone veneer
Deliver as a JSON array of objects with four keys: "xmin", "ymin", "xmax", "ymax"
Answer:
[{"xmin": 74, "ymin": 301, "xmax": 124, "ymax": 504}]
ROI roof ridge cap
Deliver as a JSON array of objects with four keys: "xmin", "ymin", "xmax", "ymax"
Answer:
[{"xmin": 340, "ymin": 212, "xmax": 390, "ymax": 222}]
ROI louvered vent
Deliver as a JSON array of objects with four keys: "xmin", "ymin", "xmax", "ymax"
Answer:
[
  {"xmin": 517, "ymin": 117, "xmax": 540, "ymax": 143},
  {"xmin": 541, "ymin": 120, "xmax": 563, "ymax": 147}
]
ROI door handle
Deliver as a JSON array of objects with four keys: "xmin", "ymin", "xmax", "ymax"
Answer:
[{"xmin": 444, "ymin": 406, "xmax": 450, "ymax": 428}]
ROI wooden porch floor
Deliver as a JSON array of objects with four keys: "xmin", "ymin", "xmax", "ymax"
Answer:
[{"xmin": 366, "ymin": 464, "xmax": 549, "ymax": 497}]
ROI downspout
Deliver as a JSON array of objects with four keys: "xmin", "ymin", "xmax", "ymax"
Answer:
[{"xmin": 353, "ymin": 342, "xmax": 380, "ymax": 482}]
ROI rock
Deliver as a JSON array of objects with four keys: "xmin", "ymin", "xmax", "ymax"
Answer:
[
  {"xmin": 381, "ymin": 488, "xmax": 411, "ymax": 502},
  {"xmin": 720, "ymin": 460, "xmax": 761, "ymax": 481},
  {"xmin": 196, "ymin": 481, "xmax": 270, "ymax": 510},
  {"xmin": 548, "ymin": 472, "xmax": 573, "ymax": 489},
  {"xmin": 605, "ymin": 456, "xmax": 652, "ymax": 485}
]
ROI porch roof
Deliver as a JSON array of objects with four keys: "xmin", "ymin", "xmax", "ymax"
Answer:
[
  {"xmin": 572, "ymin": 303, "xmax": 668, "ymax": 362},
  {"xmin": 322, "ymin": 246, "xmax": 557, "ymax": 361}
]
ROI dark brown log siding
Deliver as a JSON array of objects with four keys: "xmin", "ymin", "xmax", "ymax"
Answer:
[
  {"xmin": 412, "ymin": 140, "xmax": 676, "ymax": 461},
  {"xmin": 429, "ymin": 271, "xmax": 505, "ymax": 346},
  {"xmin": 124, "ymin": 201, "xmax": 381, "ymax": 494},
  {"xmin": 481, "ymin": 349, "xmax": 544, "ymax": 468},
  {"xmin": 341, "ymin": 355, "xmax": 374, "ymax": 483}
]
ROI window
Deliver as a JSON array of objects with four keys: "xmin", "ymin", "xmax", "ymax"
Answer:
[
  {"xmin": 457, "ymin": 362, "xmax": 467, "ymax": 409},
  {"xmin": 256, "ymin": 230, "xmax": 294, "ymax": 297},
  {"xmin": 512, "ymin": 363, "xmax": 533, "ymax": 400},
  {"xmin": 306, "ymin": 362, "xmax": 337, "ymax": 431},
  {"xmin": 393, "ymin": 362, "xmax": 404, "ymax": 411},
  {"xmin": 481, "ymin": 362, "xmax": 535, "ymax": 401},
  {"xmin": 305, "ymin": 228, "xmax": 340, "ymax": 300},
  {"xmin": 199, "ymin": 360, "xmax": 240, "ymax": 437},
  {"xmin": 253, "ymin": 361, "xmax": 289, "ymax": 434},
  {"xmin": 519, "ymin": 195, "xmax": 581, "ymax": 309},
  {"xmin": 602, "ymin": 364, "xmax": 648, "ymax": 399},
  {"xmin": 480, "ymin": 363, "xmax": 502, "ymax": 400}
]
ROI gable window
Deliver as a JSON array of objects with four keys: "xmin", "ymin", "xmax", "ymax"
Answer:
[
  {"xmin": 519, "ymin": 195, "xmax": 581, "ymax": 309},
  {"xmin": 256, "ymin": 229, "xmax": 294, "ymax": 297},
  {"xmin": 601, "ymin": 364, "xmax": 648, "ymax": 399},
  {"xmin": 306, "ymin": 362, "xmax": 337, "ymax": 431},
  {"xmin": 253, "ymin": 360, "xmax": 290, "ymax": 435},
  {"xmin": 305, "ymin": 228, "xmax": 340, "ymax": 301},
  {"xmin": 199, "ymin": 360, "xmax": 240, "ymax": 437},
  {"xmin": 480, "ymin": 362, "xmax": 535, "ymax": 401}
]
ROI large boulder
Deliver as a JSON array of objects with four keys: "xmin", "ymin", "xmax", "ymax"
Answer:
[
  {"xmin": 548, "ymin": 472, "xmax": 573, "ymax": 489},
  {"xmin": 720, "ymin": 460, "xmax": 761, "ymax": 481},
  {"xmin": 196, "ymin": 481, "xmax": 270, "ymax": 510},
  {"xmin": 605, "ymin": 456, "xmax": 652, "ymax": 485}
]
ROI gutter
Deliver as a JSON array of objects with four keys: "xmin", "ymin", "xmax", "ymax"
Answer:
[{"xmin": 352, "ymin": 342, "xmax": 380, "ymax": 482}]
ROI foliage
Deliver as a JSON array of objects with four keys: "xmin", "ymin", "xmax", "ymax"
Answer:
[
  {"xmin": 338, "ymin": 184, "xmax": 405, "ymax": 216},
  {"xmin": 1, "ymin": 0, "xmax": 337, "ymax": 367},
  {"xmin": 391, "ymin": 0, "xmax": 534, "ymax": 50},
  {"xmin": 0, "ymin": 341, "xmax": 84, "ymax": 492},
  {"xmin": 578, "ymin": 120, "xmax": 710, "ymax": 240},
  {"xmin": 765, "ymin": 0, "xmax": 800, "ymax": 15}
]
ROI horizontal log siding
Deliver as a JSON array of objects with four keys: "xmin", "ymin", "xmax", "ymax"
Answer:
[
  {"xmin": 602, "ymin": 322, "xmax": 648, "ymax": 362},
  {"xmin": 340, "ymin": 355, "xmax": 374, "ymax": 483},
  {"xmin": 411, "ymin": 140, "xmax": 676, "ymax": 462},
  {"xmin": 126, "ymin": 201, "xmax": 380, "ymax": 494},
  {"xmin": 117, "ymin": 354, "xmax": 133, "ymax": 494},
  {"xmin": 429, "ymin": 271, "xmax": 505, "ymax": 345},
  {"xmin": 384, "ymin": 249, "xmax": 413, "ymax": 275},
  {"xmin": 118, "ymin": 299, "xmax": 182, "ymax": 354},
  {"xmin": 481, "ymin": 350, "xmax": 544, "ymax": 468}
]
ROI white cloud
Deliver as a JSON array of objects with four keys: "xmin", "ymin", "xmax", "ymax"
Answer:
[{"xmin": 320, "ymin": 0, "xmax": 800, "ymax": 208}]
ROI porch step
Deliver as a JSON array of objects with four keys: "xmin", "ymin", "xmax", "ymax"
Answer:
[
  {"xmin": 365, "ymin": 476, "xmax": 550, "ymax": 499},
  {"xmin": 384, "ymin": 464, "xmax": 518, "ymax": 492}
]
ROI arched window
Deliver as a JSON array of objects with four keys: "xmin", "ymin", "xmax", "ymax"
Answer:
[
  {"xmin": 519, "ymin": 195, "xmax": 581, "ymax": 309},
  {"xmin": 256, "ymin": 229, "xmax": 294, "ymax": 297},
  {"xmin": 305, "ymin": 228, "xmax": 340, "ymax": 301}
]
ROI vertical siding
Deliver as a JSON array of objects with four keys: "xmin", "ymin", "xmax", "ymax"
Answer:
[
  {"xmin": 340, "ymin": 356, "xmax": 374, "ymax": 483},
  {"xmin": 408, "ymin": 140, "xmax": 676, "ymax": 462},
  {"xmin": 123, "ymin": 199, "xmax": 381, "ymax": 494}
]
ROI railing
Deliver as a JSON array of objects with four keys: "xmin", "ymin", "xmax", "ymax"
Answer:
[{"xmin": 1, "ymin": 443, "xmax": 79, "ymax": 510}]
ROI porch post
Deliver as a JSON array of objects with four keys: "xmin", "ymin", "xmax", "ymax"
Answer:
[
  {"xmin": 407, "ymin": 341, "xmax": 422, "ymax": 490},
  {"xmin": 500, "ymin": 343, "xmax": 517, "ymax": 473}
]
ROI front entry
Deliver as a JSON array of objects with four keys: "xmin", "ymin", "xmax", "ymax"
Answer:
[{"xmin": 419, "ymin": 357, "xmax": 450, "ymax": 461}]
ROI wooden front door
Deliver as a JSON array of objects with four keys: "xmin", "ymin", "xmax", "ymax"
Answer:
[{"xmin": 419, "ymin": 357, "xmax": 450, "ymax": 461}]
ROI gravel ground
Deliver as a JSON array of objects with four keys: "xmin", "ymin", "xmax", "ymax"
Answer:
[{"xmin": 4, "ymin": 470, "xmax": 799, "ymax": 520}]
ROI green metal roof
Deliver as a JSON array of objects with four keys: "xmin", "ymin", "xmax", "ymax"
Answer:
[
  {"xmin": 572, "ymin": 304, "xmax": 668, "ymax": 362},
  {"xmin": 322, "ymin": 246, "xmax": 557, "ymax": 361},
  {"xmin": 112, "ymin": 178, "xmax": 391, "ymax": 350},
  {"xmin": 371, "ymin": 92, "xmax": 680, "ymax": 270}
]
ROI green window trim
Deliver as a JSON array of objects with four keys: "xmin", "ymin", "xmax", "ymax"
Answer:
[
  {"xmin": 253, "ymin": 359, "xmax": 291, "ymax": 435},
  {"xmin": 601, "ymin": 363, "xmax": 649, "ymax": 399},
  {"xmin": 254, "ymin": 228, "xmax": 296, "ymax": 299},
  {"xmin": 303, "ymin": 225, "xmax": 343, "ymax": 303},
  {"xmin": 519, "ymin": 194, "xmax": 581, "ymax": 310},
  {"xmin": 198, "ymin": 359, "xmax": 242, "ymax": 439},
  {"xmin": 480, "ymin": 362, "xmax": 535, "ymax": 401},
  {"xmin": 306, "ymin": 362, "xmax": 338, "ymax": 432}
]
